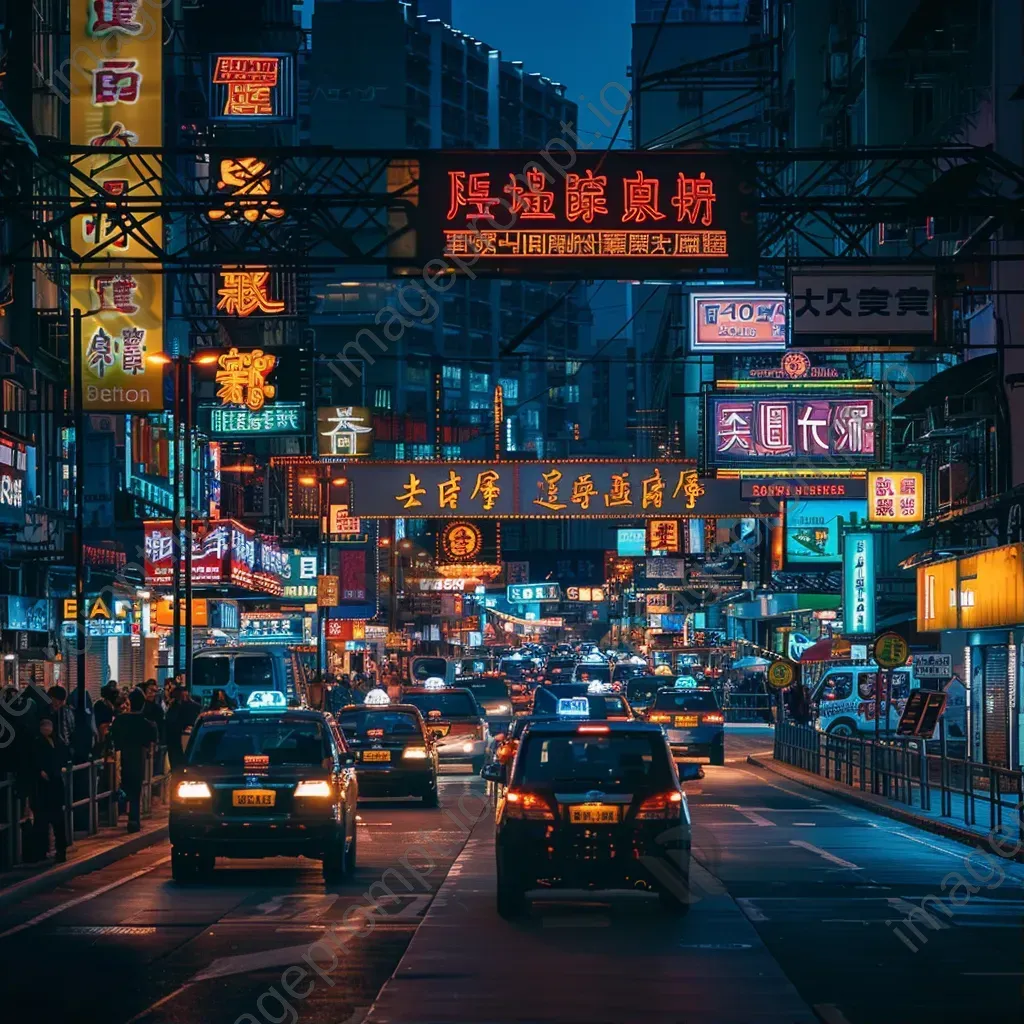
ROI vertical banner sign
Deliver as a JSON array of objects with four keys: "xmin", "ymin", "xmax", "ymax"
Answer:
[
  {"xmin": 71, "ymin": 0, "xmax": 164, "ymax": 411},
  {"xmin": 843, "ymin": 531, "xmax": 875, "ymax": 635}
]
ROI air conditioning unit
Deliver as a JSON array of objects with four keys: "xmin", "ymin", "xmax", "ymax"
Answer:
[{"xmin": 938, "ymin": 462, "xmax": 970, "ymax": 510}]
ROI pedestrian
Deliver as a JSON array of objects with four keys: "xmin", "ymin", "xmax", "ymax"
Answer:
[
  {"xmin": 208, "ymin": 688, "xmax": 236, "ymax": 711},
  {"xmin": 69, "ymin": 686, "xmax": 97, "ymax": 765},
  {"xmin": 110, "ymin": 689, "xmax": 157, "ymax": 833},
  {"xmin": 46, "ymin": 686, "xmax": 75, "ymax": 758},
  {"xmin": 94, "ymin": 682, "xmax": 120, "ymax": 756},
  {"xmin": 164, "ymin": 685, "xmax": 200, "ymax": 769},
  {"xmin": 139, "ymin": 677, "xmax": 166, "ymax": 743},
  {"xmin": 28, "ymin": 716, "xmax": 69, "ymax": 862}
]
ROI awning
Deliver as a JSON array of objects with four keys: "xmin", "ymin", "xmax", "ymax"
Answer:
[
  {"xmin": 0, "ymin": 101, "xmax": 37, "ymax": 157},
  {"xmin": 800, "ymin": 637, "xmax": 852, "ymax": 664},
  {"xmin": 892, "ymin": 354, "xmax": 997, "ymax": 418}
]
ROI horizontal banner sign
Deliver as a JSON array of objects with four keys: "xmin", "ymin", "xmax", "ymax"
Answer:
[
  {"xmin": 740, "ymin": 477, "xmax": 867, "ymax": 501},
  {"xmin": 690, "ymin": 292, "xmax": 788, "ymax": 352},
  {"xmin": 199, "ymin": 402, "xmax": 306, "ymax": 436},
  {"xmin": 339, "ymin": 462, "xmax": 763, "ymax": 519},
  {"xmin": 791, "ymin": 271, "xmax": 935, "ymax": 336}
]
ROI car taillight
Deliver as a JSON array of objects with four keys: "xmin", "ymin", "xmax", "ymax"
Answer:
[
  {"xmin": 504, "ymin": 790, "xmax": 554, "ymax": 820},
  {"xmin": 648, "ymin": 713, "xmax": 671, "ymax": 724},
  {"xmin": 702, "ymin": 712, "xmax": 725, "ymax": 725},
  {"xmin": 635, "ymin": 790, "xmax": 683, "ymax": 821},
  {"xmin": 577, "ymin": 724, "xmax": 609, "ymax": 734}
]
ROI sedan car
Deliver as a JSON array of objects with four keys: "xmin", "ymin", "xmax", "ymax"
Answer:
[
  {"xmin": 486, "ymin": 720, "xmax": 694, "ymax": 918},
  {"xmin": 336, "ymin": 703, "xmax": 439, "ymax": 805},
  {"xmin": 402, "ymin": 687, "xmax": 490, "ymax": 771},
  {"xmin": 532, "ymin": 683, "xmax": 633, "ymax": 720},
  {"xmin": 462, "ymin": 674, "xmax": 514, "ymax": 727},
  {"xmin": 169, "ymin": 692, "xmax": 358, "ymax": 883},
  {"xmin": 644, "ymin": 687, "xmax": 725, "ymax": 765}
]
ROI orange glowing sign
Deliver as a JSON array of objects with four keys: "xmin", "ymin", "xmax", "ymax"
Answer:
[
  {"xmin": 424, "ymin": 154, "xmax": 756, "ymax": 276},
  {"xmin": 216, "ymin": 268, "xmax": 286, "ymax": 317},
  {"xmin": 212, "ymin": 56, "xmax": 280, "ymax": 117},
  {"xmin": 648, "ymin": 519, "xmax": 680, "ymax": 553},
  {"xmin": 441, "ymin": 521, "xmax": 483, "ymax": 561},
  {"xmin": 867, "ymin": 471, "xmax": 924, "ymax": 523},
  {"xmin": 214, "ymin": 348, "xmax": 277, "ymax": 411},
  {"xmin": 208, "ymin": 157, "xmax": 285, "ymax": 223}
]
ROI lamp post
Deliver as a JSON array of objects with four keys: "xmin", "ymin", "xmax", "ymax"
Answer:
[{"xmin": 386, "ymin": 538, "xmax": 416, "ymax": 633}]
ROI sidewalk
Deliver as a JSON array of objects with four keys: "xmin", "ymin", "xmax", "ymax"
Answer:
[
  {"xmin": 0, "ymin": 810, "xmax": 168, "ymax": 910},
  {"xmin": 747, "ymin": 752, "xmax": 1024, "ymax": 859}
]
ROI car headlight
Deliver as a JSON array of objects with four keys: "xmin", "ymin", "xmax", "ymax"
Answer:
[
  {"xmin": 403, "ymin": 747, "xmax": 429, "ymax": 759},
  {"xmin": 175, "ymin": 780, "xmax": 211, "ymax": 800},
  {"xmin": 294, "ymin": 780, "xmax": 333, "ymax": 798},
  {"xmin": 487, "ymin": 704, "xmax": 511, "ymax": 714},
  {"xmin": 462, "ymin": 742, "xmax": 475, "ymax": 753}
]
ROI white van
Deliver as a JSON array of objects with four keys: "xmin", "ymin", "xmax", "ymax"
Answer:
[{"xmin": 810, "ymin": 664, "xmax": 919, "ymax": 737}]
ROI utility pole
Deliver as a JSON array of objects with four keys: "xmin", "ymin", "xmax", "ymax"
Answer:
[{"xmin": 72, "ymin": 309, "xmax": 86, "ymax": 712}]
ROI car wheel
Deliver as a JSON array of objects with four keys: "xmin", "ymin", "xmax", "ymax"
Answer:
[
  {"xmin": 343, "ymin": 824, "xmax": 358, "ymax": 876},
  {"xmin": 422, "ymin": 781, "xmax": 439, "ymax": 807},
  {"xmin": 322, "ymin": 831, "xmax": 347, "ymax": 883},
  {"xmin": 171, "ymin": 846, "xmax": 199, "ymax": 883},
  {"xmin": 710, "ymin": 741, "xmax": 725, "ymax": 766},
  {"xmin": 496, "ymin": 858, "xmax": 527, "ymax": 919},
  {"xmin": 659, "ymin": 878, "xmax": 692, "ymax": 916},
  {"xmin": 827, "ymin": 720, "xmax": 856, "ymax": 739}
]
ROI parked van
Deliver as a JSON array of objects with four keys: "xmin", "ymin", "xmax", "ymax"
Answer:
[
  {"xmin": 810, "ymin": 663, "xmax": 918, "ymax": 737},
  {"xmin": 191, "ymin": 646, "xmax": 305, "ymax": 708}
]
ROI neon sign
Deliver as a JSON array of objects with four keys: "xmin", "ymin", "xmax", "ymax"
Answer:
[
  {"xmin": 216, "ymin": 268, "xmax": 286, "ymax": 316},
  {"xmin": 419, "ymin": 153, "xmax": 757, "ymax": 278},
  {"xmin": 214, "ymin": 348, "xmax": 277, "ymax": 410},
  {"xmin": 690, "ymin": 292, "xmax": 789, "ymax": 352},
  {"xmin": 209, "ymin": 54, "xmax": 296, "ymax": 123}
]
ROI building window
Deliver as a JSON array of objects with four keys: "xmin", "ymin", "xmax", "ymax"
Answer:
[
  {"xmin": 505, "ymin": 418, "xmax": 516, "ymax": 451},
  {"xmin": 374, "ymin": 387, "xmax": 392, "ymax": 410},
  {"xmin": 498, "ymin": 377, "xmax": 519, "ymax": 401},
  {"xmin": 468, "ymin": 371, "xmax": 490, "ymax": 392},
  {"xmin": 394, "ymin": 443, "xmax": 405, "ymax": 460},
  {"xmin": 408, "ymin": 444, "xmax": 434, "ymax": 461},
  {"xmin": 469, "ymin": 397, "xmax": 490, "ymax": 410},
  {"xmin": 442, "ymin": 445, "xmax": 461, "ymax": 460},
  {"xmin": 522, "ymin": 408, "xmax": 540, "ymax": 430},
  {"xmin": 442, "ymin": 364, "xmax": 462, "ymax": 388}
]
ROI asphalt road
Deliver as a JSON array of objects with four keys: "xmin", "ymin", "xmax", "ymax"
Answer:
[{"xmin": 2, "ymin": 729, "xmax": 1021, "ymax": 1024}]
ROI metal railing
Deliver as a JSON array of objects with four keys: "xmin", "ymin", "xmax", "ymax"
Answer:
[
  {"xmin": 723, "ymin": 693, "xmax": 775, "ymax": 723},
  {"xmin": 0, "ymin": 748, "xmax": 169, "ymax": 873},
  {"xmin": 774, "ymin": 723, "xmax": 1023, "ymax": 845}
]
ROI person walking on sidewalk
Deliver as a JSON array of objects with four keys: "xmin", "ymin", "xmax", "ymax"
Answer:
[
  {"xmin": 46, "ymin": 686, "xmax": 76, "ymax": 757},
  {"xmin": 165, "ymin": 685, "xmax": 200, "ymax": 769},
  {"xmin": 29, "ymin": 716, "xmax": 69, "ymax": 863},
  {"xmin": 111, "ymin": 689, "xmax": 157, "ymax": 833}
]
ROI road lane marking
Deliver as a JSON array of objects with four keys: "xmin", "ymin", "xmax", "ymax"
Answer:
[
  {"xmin": 792, "ymin": 822, "xmax": 816, "ymax": 826},
  {"xmin": 0, "ymin": 855, "xmax": 171, "ymax": 941},
  {"xmin": 126, "ymin": 984, "xmax": 193, "ymax": 1024},
  {"xmin": 890, "ymin": 832, "xmax": 967, "ymax": 859},
  {"xmin": 788, "ymin": 840, "xmax": 860, "ymax": 869},
  {"xmin": 886, "ymin": 897, "xmax": 951, "ymax": 928},
  {"xmin": 735, "ymin": 807, "xmax": 774, "ymax": 827},
  {"xmin": 736, "ymin": 898, "xmax": 768, "ymax": 921},
  {"xmin": 732, "ymin": 768, "xmax": 820, "ymax": 802},
  {"xmin": 53, "ymin": 925, "xmax": 156, "ymax": 936}
]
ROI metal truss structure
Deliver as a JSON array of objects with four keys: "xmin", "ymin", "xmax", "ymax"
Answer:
[{"xmin": 2, "ymin": 143, "xmax": 1024, "ymax": 273}]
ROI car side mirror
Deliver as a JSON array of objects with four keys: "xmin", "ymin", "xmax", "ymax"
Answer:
[
  {"xmin": 677, "ymin": 762, "xmax": 704, "ymax": 782},
  {"xmin": 481, "ymin": 762, "xmax": 505, "ymax": 783}
]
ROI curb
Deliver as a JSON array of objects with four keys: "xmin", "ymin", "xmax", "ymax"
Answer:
[
  {"xmin": 746, "ymin": 753, "xmax": 1024, "ymax": 861},
  {"xmin": 0, "ymin": 823, "xmax": 168, "ymax": 911}
]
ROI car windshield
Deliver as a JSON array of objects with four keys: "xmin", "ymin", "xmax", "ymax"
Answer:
[
  {"xmin": 404, "ymin": 692, "xmax": 478, "ymax": 717},
  {"xmin": 337, "ymin": 710, "xmax": 422, "ymax": 738},
  {"xmin": 546, "ymin": 659, "xmax": 576, "ymax": 673},
  {"xmin": 192, "ymin": 656, "xmax": 230, "ymax": 690},
  {"xmin": 189, "ymin": 718, "xmax": 326, "ymax": 766},
  {"xmin": 575, "ymin": 664, "xmax": 610, "ymax": 684},
  {"xmin": 599, "ymin": 696, "xmax": 629, "ymax": 716},
  {"xmin": 412, "ymin": 658, "xmax": 448, "ymax": 681},
  {"xmin": 612, "ymin": 663, "xmax": 646, "ymax": 682},
  {"xmin": 652, "ymin": 690, "xmax": 720, "ymax": 711},
  {"xmin": 465, "ymin": 678, "xmax": 509, "ymax": 699},
  {"xmin": 627, "ymin": 678, "xmax": 661, "ymax": 703},
  {"xmin": 235, "ymin": 655, "xmax": 274, "ymax": 690},
  {"xmin": 517, "ymin": 733, "xmax": 674, "ymax": 791}
]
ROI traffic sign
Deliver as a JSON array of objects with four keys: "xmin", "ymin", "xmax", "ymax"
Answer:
[
  {"xmin": 874, "ymin": 632, "xmax": 909, "ymax": 669},
  {"xmin": 766, "ymin": 660, "xmax": 795, "ymax": 690},
  {"xmin": 912, "ymin": 653, "xmax": 952, "ymax": 678}
]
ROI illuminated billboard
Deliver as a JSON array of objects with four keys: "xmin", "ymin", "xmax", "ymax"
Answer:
[
  {"xmin": 843, "ymin": 532, "xmax": 876, "ymax": 634},
  {"xmin": 786, "ymin": 500, "xmax": 867, "ymax": 563},
  {"xmin": 317, "ymin": 407, "xmax": 375, "ymax": 457},
  {"xmin": 706, "ymin": 392, "xmax": 877, "ymax": 468},
  {"xmin": 70, "ymin": 0, "xmax": 164, "ymax": 412},
  {"xmin": 418, "ymin": 152, "xmax": 758, "ymax": 278},
  {"xmin": 690, "ymin": 292, "xmax": 788, "ymax": 352},
  {"xmin": 867, "ymin": 471, "xmax": 924, "ymax": 523},
  {"xmin": 209, "ymin": 53, "xmax": 296, "ymax": 123},
  {"xmin": 792, "ymin": 270, "xmax": 935, "ymax": 336},
  {"xmin": 617, "ymin": 529, "xmax": 647, "ymax": 557}
]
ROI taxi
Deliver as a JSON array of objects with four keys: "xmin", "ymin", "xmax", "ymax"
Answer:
[
  {"xmin": 336, "ymin": 696, "xmax": 440, "ymax": 805},
  {"xmin": 402, "ymin": 682, "xmax": 490, "ymax": 771},
  {"xmin": 484, "ymin": 711, "xmax": 696, "ymax": 918},
  {"xmin": 532, "ymin": 682, "xmax": 634, "ymax": 720},
  {"xmin": 169, "ymin": 691, "xmax": 359, "ymax": 883},
  {"xmin": 643, "ymin": 686, "xmax": 725, "ymax": 765}
]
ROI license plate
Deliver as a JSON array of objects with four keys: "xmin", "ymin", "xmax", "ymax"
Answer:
[
  {"xmin": 232, "ymin": 789, "xmax": 275, "ymax": 807},
  {"xmin": 569, "ymin": 803, "xmax": 621, "ymax": 825},
  {"xmin": 674, "ymin": 714, "xmax": 699, "ymax": 728},
  {"xmin": 362, "ymin": 750, "xmax": 391, "ymax": 763}
]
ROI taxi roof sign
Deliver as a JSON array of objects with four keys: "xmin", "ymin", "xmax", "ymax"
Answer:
[
  {"xmin": 557, "ymin": 697, "xmax": 591, "ymax": 717},
  {"xmin": 423, "ymin": 677, "xmax": 447, "ymax": 690},
  {"xmin": 364, "ymin": 688, "xmax": 390, "ymax": 706},
  {"xmin": 246, "ymin": 690, "xmax": 287, "ymax": 711},
  {"xmin": 674, "ymin": 676, "xmax": 700, "ymax": 689}
]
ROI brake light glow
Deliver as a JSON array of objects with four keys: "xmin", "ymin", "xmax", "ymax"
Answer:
[
  {"xmin": 577, "ymin": 724, "xmax": 610, "ymax": 734},
  {"xmin": 635, "ymin": 790, "xmax": 683, "ymax": 820},
  {"xmin": 504, "ymin": 790, "xmax": 554, "ymax": 820},
  {"xmin": 702, "ymin": 713, "xmax": 725, "ymax": 725},
  {"xmin": 175, "ymin": 780, "xmax": 212, "ymax": 800},
  {"xmin": 294, "ymin": 780, "xmax": 333, "ymax": 798}
]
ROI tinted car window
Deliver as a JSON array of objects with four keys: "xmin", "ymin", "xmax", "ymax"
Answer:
[
  {"xmin": 235, "ymin": 656, "xmax": 274, "ymax": 690},
  {"xmin": 820, "ymin": 672, "xmax": 853, "ymax": 702},
  {"xmin": 517, "ymin": 733, "xmax": 673, "ymax": 791},
  {"xmin": 651, "ymin": 690, "xmax": 720, "ymax": 711},
  {"xmin": 627, "ymin": 678, "xmax": 661, "ymax": 704},
  {"xmin": 190, "ymin": 719, "xmax": 326, "ymax": 765},
  {"xmin": 193, "ymin": 656, "xmax": 230, "ymax": 690},
  {"xmin": 546, "ymin": 659, "xmax": 576, "ymax": 674},
  {"xmin": 412, "ymin": 658, "xmax": 448, "ymax": 681},
  {"xmin": 575, "ymin": 664, "xmax": 611, "ymax": 684},
  {"xmin": 337, "ymin": 710, "xmax": 422, "ymax": 737},
  {"xmin": 404, "ymin": 692, "xmax": 479, "ymax": 717},
  {"xmin": 465, "ymin": 678, "xmax": 509, "ymax": 699},
  {"xmin": 612, "ymin": 664, "xmax": 646, "ymax": 683}
]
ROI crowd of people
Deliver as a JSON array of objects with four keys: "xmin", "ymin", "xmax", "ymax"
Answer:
[{"xmin": 0, "ymin": 677, "xmax": 203, "ymax": 863}]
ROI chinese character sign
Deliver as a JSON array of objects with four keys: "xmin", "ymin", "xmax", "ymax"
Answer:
[
  {"xmin": 316, "ymin": 407, "xmax": 375, "ymax": 457},
  {"xmin": 648, "ymin": 519, "xmax": 681, "ymax": 553},
  {"xmin": 707, "ymin": 394, "xmax": 877, "ymax": 467},
  {"xmin": 0, "ymin": 434, "xmax": 31, "ymax": 526},
  {"xmin": 690, "ymin": 292, "xmax": 789, "ymax": 352},
  {"xmin": 843, "ymin": 531, "xmax": 876, "ymax": 635},
  {"xmin": 70, "ymin": 2, "xmax": 164, "ymax": 411},
  {"xmin": 419, "ymin": 152, "xmax": 757, "ymax": 278},
  {"xmin": 214, "ymin": 348, "xmax": 277, "ymax": 410},
  {"xmin": 201, "ymin": 402, "xmax": 305, "ymax": 436},
  {"xmin": 210, "ymin": 55, "xmax": 295, "ymax": 121},
  {"xmin": 791, "ymin": 272, "xmax": 935, "ymax": 336},
  {"xmin": 867, "ymin": 471, "xmax": 924, "ymax": 523}
]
